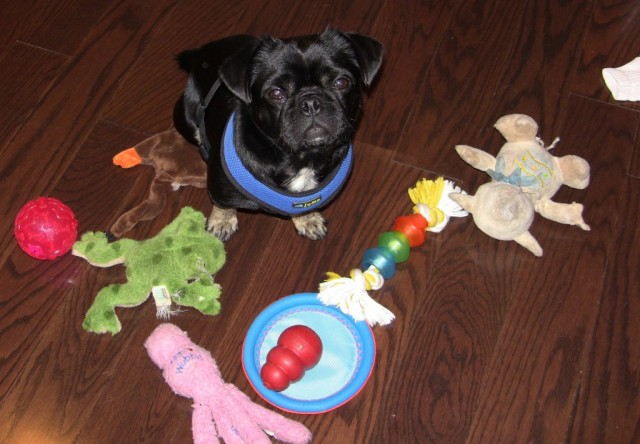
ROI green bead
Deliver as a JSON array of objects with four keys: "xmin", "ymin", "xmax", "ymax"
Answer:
[{"xmin": 377, "ymin": 231, "xmax": 411, "ymax": 263}]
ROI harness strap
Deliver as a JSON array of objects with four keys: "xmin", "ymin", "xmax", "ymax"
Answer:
[{"xmin": 195, "ymin": 79, "xmax": 222, "ymax": 161}]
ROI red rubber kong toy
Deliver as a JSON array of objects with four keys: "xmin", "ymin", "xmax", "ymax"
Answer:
[
  {"xmin": 14, "ymin": 197, "xmax": 78, "ymax": 260},
  {"xmin": 260, "ymin": 325, "xmax": 323, "ymax": 392}
]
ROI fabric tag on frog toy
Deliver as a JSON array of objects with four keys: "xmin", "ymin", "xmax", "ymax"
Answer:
[{"xmin": 152, "ymin": 286, "xmax": 174, "ymax": 320}]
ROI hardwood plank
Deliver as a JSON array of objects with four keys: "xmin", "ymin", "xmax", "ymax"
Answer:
[
  {"xmin": 241, "ymin": 0, "xmax": 382, "ymax": 36},
  {"xmin": 101, "ymin": 0, "xmax": 248, "ymax": 134},
  {"xmin": 391, "ymin": 0, "xmax": 525, "ymax": 173},
  {"xmin": 569, "ymin": 177, "xmax": 640, "ymax": 443},
  {"xmin": 0, "ymin": 0, "xmax": 179, "ymax": 270},
  {"xmin": 631, "ymin": 128, "xmax": 640, "ymax": 178},
  {"xmin": 466, "ymin": 96, "xmax": 637, "ymax": 442},
  {"xmin": 357, "ymin": 0, "xmax": 459, "ymax": 149},
  {"xmin": 0, "ymin": 0, "xmax": 112, "ymax": 56},
  {"xmin": 0, "ymin": 42, "xmax": 67, "ymax": 153}
]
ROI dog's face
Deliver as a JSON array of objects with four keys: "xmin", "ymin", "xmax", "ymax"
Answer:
[{"xmin": 219, "ymin": 29, "xmax": 383, "ymax": 153}]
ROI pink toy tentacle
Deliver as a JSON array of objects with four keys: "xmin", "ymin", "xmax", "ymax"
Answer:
[
  {"xmin": 192, "ymin": 403, "xmax": 220, "ymax": 444},
  {"xmin": 225, "ymin": 385, "xmax": 312, "ymax": 444},
  {"xmin": 145, "ymin": 324, "xmax": 311, "ymax": 444},
  {"xmin": 206, "ymin": 389, "xmax": 271, "ymax": 444}
]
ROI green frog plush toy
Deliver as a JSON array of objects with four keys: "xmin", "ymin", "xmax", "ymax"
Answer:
[{"xmin": 73, "ymin": 207, "xmax": 225, "ymax": 334}]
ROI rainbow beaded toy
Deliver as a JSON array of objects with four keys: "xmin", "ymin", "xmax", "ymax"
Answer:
[{"xmin": 317, "ymin": 177, "xmax": 468, "ymax": 326}]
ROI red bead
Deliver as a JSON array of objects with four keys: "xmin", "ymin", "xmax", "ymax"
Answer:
[{"xmin": 393, "ymin": 214, "xmax": 428, "ymax": 247}]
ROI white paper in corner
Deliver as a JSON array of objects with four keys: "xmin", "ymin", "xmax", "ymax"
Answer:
[{"xmin": 602, "ymin": 57, "xmax": 640, "ymax": 101}]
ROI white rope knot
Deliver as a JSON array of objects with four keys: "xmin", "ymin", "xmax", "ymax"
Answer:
[
  {"xmin": 410, "ymin": 178, "xmax": 468, "ymax": 233},
  {"xmin": 318, "ymin": 266, "xmax": 394, "ymax": 326}
]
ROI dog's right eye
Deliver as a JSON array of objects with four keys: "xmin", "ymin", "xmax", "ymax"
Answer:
[
  {"xmin": 332, "ymin": 77, "xmax": 351, "ymax": 90},
  {"xmin": 267, "ymin": 88, "xmax": 286, "ymax": 101}
]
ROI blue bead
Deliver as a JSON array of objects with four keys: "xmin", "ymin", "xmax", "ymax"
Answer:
[{"xmin": 362, "ymin": 247, "xmax": 396, "ymax": 279}]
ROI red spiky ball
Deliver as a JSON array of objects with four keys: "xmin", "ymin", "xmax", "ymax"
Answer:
[{"xmin": 14, "ymin": 197, "xmax": 78, "ymax": 260}]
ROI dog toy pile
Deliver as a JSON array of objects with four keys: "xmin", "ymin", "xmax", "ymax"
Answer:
[
  {"xmin": 72, "ymin": 207, "xmax": 225, "ymax": 334},
  {"xmin": 317, "ymin": 177, "xmax": 468, "ymax": 326},
  {"xmin": 145, "ymin": 323, "xmax": 312, "ymax": 444},
  {"xmin": 449, "ymin": 113, "xmax": 590, "ymax": 256},
  {"xmin": 109, "ymin": 128, "xmax": 206, "ymax": 237}
]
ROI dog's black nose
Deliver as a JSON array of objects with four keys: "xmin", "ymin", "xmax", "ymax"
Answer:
[{"xmin": 299, "ymin": 95, "xmax": 321, "ymax": 116}]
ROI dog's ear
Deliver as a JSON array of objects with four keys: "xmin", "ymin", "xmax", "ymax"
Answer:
[
  {"xmin": 219, "ymin": 37, "xmax": 263, "ymax": 104},
  {"xmin": 342, "ymin": 32, "xmax": 384, "ymax": 87}
]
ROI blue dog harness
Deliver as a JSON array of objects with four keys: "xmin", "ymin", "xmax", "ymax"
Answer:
[
  {"xmin": 220, "ymin": 113, "xmax": 353, "ymax": 216},
  {"xmin": 196, "ymin": 80, "xmax": 353, "ymax": 216}
]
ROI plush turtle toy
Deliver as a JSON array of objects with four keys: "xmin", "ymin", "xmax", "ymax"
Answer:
[
  {"xmin": 450, "ymin": 114, "xmax": 590, "ymax": 256},
  {"xmin": 73, "ymin": 207, "xmax": 225, "ymax": 334}
]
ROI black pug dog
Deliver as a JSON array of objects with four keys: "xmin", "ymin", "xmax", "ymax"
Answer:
[{"xmin": 173, "ymin": 29, "xmax": 383, "ymax": 241}]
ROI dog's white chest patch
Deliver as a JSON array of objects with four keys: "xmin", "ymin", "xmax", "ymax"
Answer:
[{"xmin": 286, "ymin": 168, "xmax": 318, "ymax": 192}]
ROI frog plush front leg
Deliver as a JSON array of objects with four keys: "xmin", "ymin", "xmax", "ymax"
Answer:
[
  {"xmin": 174, "ymin": 274, "xmax": 222, "ymax": 316},
  {"xmin": 72, "ymin": 231, "xmax": 137, "ymax": 267}
]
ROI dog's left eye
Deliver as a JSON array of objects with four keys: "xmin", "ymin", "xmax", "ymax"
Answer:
[
  {"xmin": 267, "ymin": 88, "xmax": 287, "ymax": 101},
  {"xmin": 332, "ymin": 77, "xmax": 350, "ymax": 90}
]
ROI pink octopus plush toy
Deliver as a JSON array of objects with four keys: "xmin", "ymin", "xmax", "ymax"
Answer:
[{"xmin": 145, "ymin": 323, "xmax": 312, "ymax": 444}]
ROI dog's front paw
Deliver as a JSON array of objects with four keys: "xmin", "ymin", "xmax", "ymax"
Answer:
[
  {"xmin": 207, "ymin": 206, "xmax": 238, "ymax": 241},
  {"xmin": 292, "ymin": 212, "xmax": 327, "ymax": 240}
]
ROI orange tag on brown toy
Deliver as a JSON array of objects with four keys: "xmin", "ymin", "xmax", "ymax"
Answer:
[{"xmin": 113, "ymin": 147, "xmax": 142, "ymax": 168}]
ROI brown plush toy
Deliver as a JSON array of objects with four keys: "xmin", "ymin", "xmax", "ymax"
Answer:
[
  {"xmin": 449, "ymin": 114, "xmax": 590, "ymax": 257},
  {"xmin": 110, "ymin": 128, "xmax": 206, "ymax": 237}
]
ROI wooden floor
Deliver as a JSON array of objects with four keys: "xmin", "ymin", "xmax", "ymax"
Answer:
[{"xmin": 1, "ymin": 1, "xmax": 639, "ymax": 443}]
